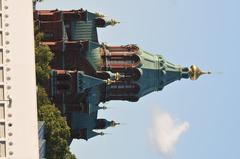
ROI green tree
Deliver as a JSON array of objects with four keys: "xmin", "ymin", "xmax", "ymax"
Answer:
[
  {"xmin": 38, "ymin": 104, "xmax": 76, "ymax": 159},
  {"xmin": 37, "ymin": 85, "xmax": 50, "ymax": 107},
  {"xmin": 35, "ymin": 28, "xmax": 53, "ymax": 85},
  {"xmin": 35, "ymin": 26, "xmax": 76, "ymax": 159}
]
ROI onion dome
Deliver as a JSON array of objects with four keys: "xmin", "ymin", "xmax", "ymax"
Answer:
[
  {"xmin": 94, "ymin": 119, "xmax": 120, "ymax": 130},
  {"xmin": 188, "ymin": 65, "xmax": 211, "ymax": 80},
  {"xmin": 95, "ymin": 16, "xmax": 120, "ymax": 27}
]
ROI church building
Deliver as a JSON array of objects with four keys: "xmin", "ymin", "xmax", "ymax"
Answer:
[{"xmin": 34, "ymin": 9, "xmax": 210, "ymax": 142}]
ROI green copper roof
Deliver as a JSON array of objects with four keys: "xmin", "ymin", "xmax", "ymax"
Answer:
[
  {"xmin": 86, "ymin": 11, "xmax": 97, "ymax": 21},
  {"xmin": 71, "ymin": 20, "xmax": 98, "ymax": 42},
  {"xmin": 70, "ymin": 111, "xmax": 96, "ymax": 130},
  {"xmin": 77, "ymin": 71, "xmax": 105, "ymax": 93},
  {"xmin": 86, "ymin": 41, "xmax": 102, "ymax": 70},
  {"xmin": 135, "ymin": 49, "xmax": 189, "ymax": 98}
]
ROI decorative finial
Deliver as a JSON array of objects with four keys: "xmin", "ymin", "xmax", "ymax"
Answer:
[
  {"xmin": 108, "ymin": 19, "xmax": 120, "ymax": 26},
  {"xmin": 105, "ymin": 79, "xmax": 116, "ymax": 85},
  {"xmin": 95, "ymin": 12, "xmax": 105, "ymax": 18},
  {"xmin": 188, "ymin": 65, "xmax": 211, "ymax": 80},
  {"xmin": 99, "ymin": 106, "xmax": 107, "ymax": 110},
  {"xmin": 110, "ymin": 121, "xmax": 120, "ymax": 127},
  {"xmin": 99, "ymin": 132, "xmax": 105, "ymax": 136},
  {"xmin": 115, "ymin": 72, "xmax": 121, "ymax": 80}
]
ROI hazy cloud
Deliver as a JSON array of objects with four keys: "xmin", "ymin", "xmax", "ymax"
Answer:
[{"xmin": 149, "ymin": 108, "xmax": 189, "ymax": 157}]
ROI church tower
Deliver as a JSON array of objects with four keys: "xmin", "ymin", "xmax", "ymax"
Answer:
[{"xmin": 94, "ymin": 44, "xmax": 210, "ymax": 102}]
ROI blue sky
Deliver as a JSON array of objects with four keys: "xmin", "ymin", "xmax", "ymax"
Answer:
[{"xmin": 38, "ymin": 0, "xmax": 240, "ymax": 159}]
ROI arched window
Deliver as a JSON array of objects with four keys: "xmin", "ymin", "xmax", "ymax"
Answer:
[
  {"xmin": 56, "ymin": 73, "xmax": 72, "ymax": 81},
  {"xmin": 56, "ymin": 73, "xmax": 72, "ymax": 92},
  {"xmin": 105, "ymin": 54, "xmax": 140, "ymax": 68},
  {"xmin": 57, "ymin": 83, "xmax": 70, "ymax": 91},
  {"xmin": 108, "ymin": 83, "xmax": 140, "ymax": 97}
]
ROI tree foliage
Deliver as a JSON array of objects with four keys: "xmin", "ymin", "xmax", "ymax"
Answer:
[
  {"xmin": 35, "ymin": 27, "xmax": 76, "ymax": 159},
  {"xmin": 37, "ymin": 85, "xmax": 51, "ymax": 107},
  {"xmin": 38, "ymin": 104, "xmax": 75, "ymax": 159},
  {"xmin": 35, "ymin": 28, "xmax": 53, "ymax": 85}
]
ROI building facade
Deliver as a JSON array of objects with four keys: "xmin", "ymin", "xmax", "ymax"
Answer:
[
  {"xmin": 0, "ymin": 0, "xmax": 40, "ymax": 158},
  {"xmin": 34, "ymin": 9, "xmax": 210, "ymax": 142}
]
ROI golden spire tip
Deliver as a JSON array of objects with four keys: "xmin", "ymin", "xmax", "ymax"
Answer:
[{"xmin": 188, "ymin": 65, "xmax": 211, "ymax": 80}]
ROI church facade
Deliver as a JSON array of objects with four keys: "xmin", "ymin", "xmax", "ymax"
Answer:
[{"xmin": 34, "ymin": 9, "xmax": 209, "ymax": 142}]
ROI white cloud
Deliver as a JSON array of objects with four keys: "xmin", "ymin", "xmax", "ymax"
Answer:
[{"xmin": 149, "ymin": 108, "xmax": 189, "ymax": 157}]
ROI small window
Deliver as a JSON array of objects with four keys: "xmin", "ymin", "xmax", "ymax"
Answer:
[
  {"xmin": 0, "ymin": 31, "xmax": 2, "ymax": 46},
  {"xmin": 0, "ymin": 14, "xmax": 2, "ymax": 29},
  {"xmin": 0, "ymin": 85, "xmax": 4, "ymax": 100},
  {"xmin": 57, "ymin": 74, "xmax": 71, "ymax": 81},
  {"xmin": 0, "ymin": 141, "xmax": 6, "ymax": 157},
  {"xmin": 0, "ymin": 49, "xmax": 2, "ymax": 64},
  {"xmin": 43, "ymin": 32, "xmax": 54, "ymax": 40},
  {"xmin": 0, "ymin": 104, "xmax": 4, "ymax": 119},
  {"xmin": 57, "ymin": 84, "xmax": 70, "ymax": 91},
  {"xmin": 0, "ymin": 0, "xmax": 2, "ymax": 11},
  {"xmin": 0, "ymin": 123, "xmax": 5, "ymax": 138},
  {"xmin": 0, "ymin": 67, "xmax": 3, "ymax": 82}
]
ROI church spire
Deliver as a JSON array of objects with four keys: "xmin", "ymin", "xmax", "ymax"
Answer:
[
  {"xmin": 109, "ymin": 120, "xmax": 120, "ymax": 127},
  {"xmin": 159, "ymin": 61, "xmax": 211, "ymax": 88}
]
